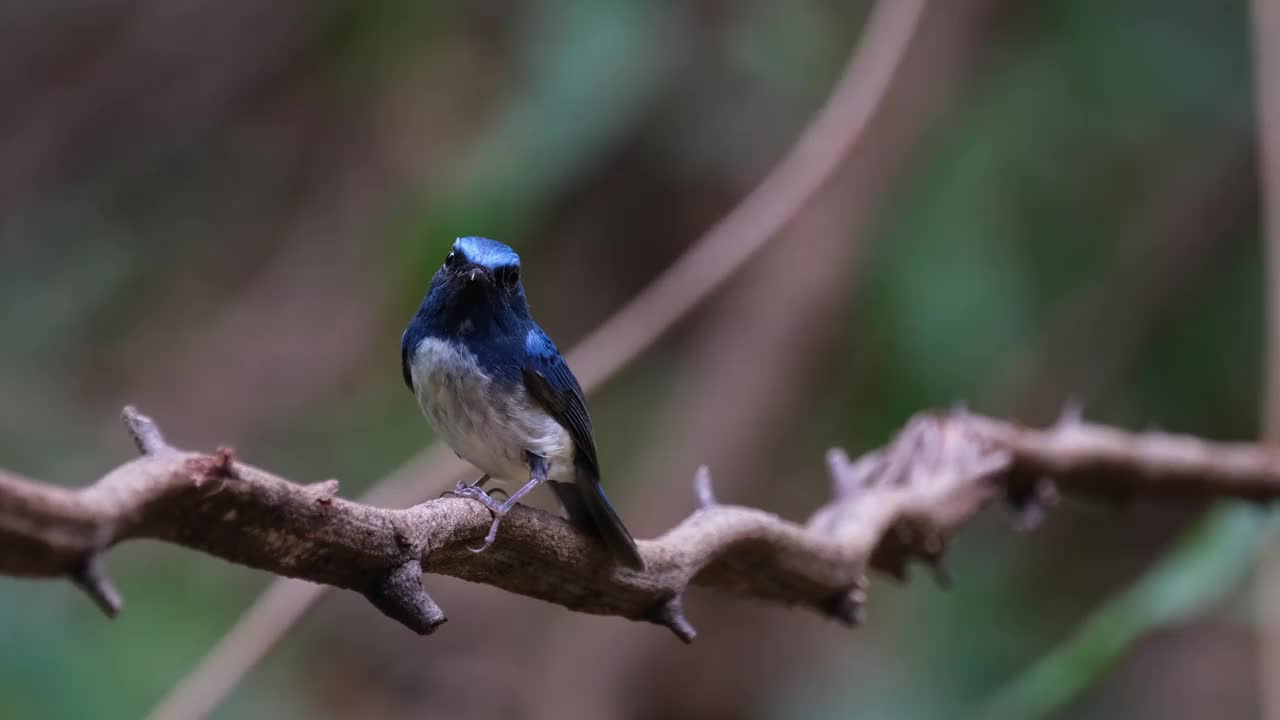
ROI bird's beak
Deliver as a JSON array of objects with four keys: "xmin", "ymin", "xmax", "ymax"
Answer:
[{"xmin": 466, "ymin": 267, "xmax": 490, "ymax": 285}]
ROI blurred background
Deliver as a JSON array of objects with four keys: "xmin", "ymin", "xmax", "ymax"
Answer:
[{"xmin": 0, "ymin": 0, "xmax": 1271, "ymax": 718}]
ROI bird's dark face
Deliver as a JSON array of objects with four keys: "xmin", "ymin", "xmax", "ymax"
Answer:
[{"xmin": 416, "ymin": 237, "xmax": 531, "ymax": 339}]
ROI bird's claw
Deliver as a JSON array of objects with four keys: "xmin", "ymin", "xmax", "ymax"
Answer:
[
  {"xmin": 441, "ymin": 474, "xmax": 492, "ymax": 499},
  {"xmin": 450, "ymin": 483, "xmax": 506, "ymax": 513},
  {"xmin": 445, "ymin": 467, "xmax": 543, "ymax": 555},
  {"xmin": 449, "ymin": 482, "xmax": 509, "ymax": 553},
  {"xmin": 468, "ymin": 516, "xmax": 503, "ymax": 554}
]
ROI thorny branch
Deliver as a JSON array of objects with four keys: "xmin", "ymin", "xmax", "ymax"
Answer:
[{"xmin": 4, "ymin": 406, "xmax": 1280, "ymax": 641}]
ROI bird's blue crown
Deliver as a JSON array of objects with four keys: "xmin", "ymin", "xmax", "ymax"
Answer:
[{"xmin": 454, "ymin": 236, "xmax": 520, "ymax": 270}]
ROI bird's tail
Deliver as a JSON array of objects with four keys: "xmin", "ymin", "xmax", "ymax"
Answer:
[{"xmin": 549, "ymin": 462, "xmax": 645, "ymax": 571}]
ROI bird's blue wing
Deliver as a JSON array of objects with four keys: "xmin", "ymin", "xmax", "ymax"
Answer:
[
  {"xmin": 400, "ymin": 328, "xmax": 415, "ymax": 390},
  {"xmin": 521, "ymin": 328, "xmax": 599, "ymax": 477},
  {"xmin": 521, "ymin": 325, "xmax": 644, "ymax": 570}
]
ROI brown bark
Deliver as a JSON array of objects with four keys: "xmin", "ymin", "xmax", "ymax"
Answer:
[{"xmin": 5, "ymin": 406, "xmax": 1280, "ymax": 639}]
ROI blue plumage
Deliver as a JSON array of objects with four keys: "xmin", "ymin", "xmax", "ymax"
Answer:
[
  {"xmin": 454, "ymin": 236, "xmax": 521, "ymax": 270},
  {"xmin": 402, "ymin": 237, "xmax": 645, "ymax": 570}
]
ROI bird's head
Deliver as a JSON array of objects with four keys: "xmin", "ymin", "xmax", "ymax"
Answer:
[
  {"xmin": 412, "ymin": 237, "xmax": 531, "ymax": 338},
  {"xmin": 443, "ymin": 236, "xmax": 523, "ymax": 292}
]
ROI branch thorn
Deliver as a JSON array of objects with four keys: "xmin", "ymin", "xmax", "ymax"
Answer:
[
  {"xmin": 1009, "ymin": 477, "xmax": 1059, "ymax": 531},
  {"xmin": 925, "ymin": 554, "xmax": 952, "ymax": 589},
  {"xmin": 121, "ymin": 406, "xmax": 168, "ymax": 455},
  {"xmin": 824, "ymin": 579, "xmax": 867, "ymax": 627},
  {"xmin": 307, "ymin": 479, "xmax": 341, "ymax": 503},
  {"xmin": 693, "ymin": 466, "xmax": 717, "ymax": 509},
  {"xmin": 362, "ymin": 561, "xmax": 446, "ymax": 635},
  {"xmin": 70, "ymin": 555, "xmax": 123, "ymax": 618},
  {"xmin": 1056, "ymin": 399, "xmax": 1085, "ymax": 429},
  {"xmin": 651, "ymin": 594, "xmax": 696, "ymax": 643},
  {"xmin": 189, "ymin": 447, "xmax": 238, "ymax": 489}
]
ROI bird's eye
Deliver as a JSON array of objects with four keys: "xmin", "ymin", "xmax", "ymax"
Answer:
[
  {"xmin": 497, "ymin": 266, "xmax": 520, "ymax": 289},
  {"xmin": 445, "ymin": 251, "xmax": 460, "ymax": 268}
]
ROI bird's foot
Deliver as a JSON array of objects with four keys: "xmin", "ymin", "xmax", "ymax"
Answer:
[
  {"xmin": 441, "ymin": 474, "xmax": 507, "ymax": 499},
  {"xmin": 449, "ymin": 464, "xmax": 547, "ymax": 554},
  {"xmin": 449, "ymin": 483, "xmax": 514, "ymax": 553},
  {"xmin": 449, "ymin": 482, "xmax": 506, "ymax": 512}
]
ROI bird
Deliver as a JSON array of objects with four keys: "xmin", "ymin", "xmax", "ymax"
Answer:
[{"xmin": 401, "ymin": 236, "xmax": 646, "ymax": 571}]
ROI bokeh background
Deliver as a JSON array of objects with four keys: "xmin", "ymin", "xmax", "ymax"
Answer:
[{"xmin": 0, "ymin": 0, "xmax": 1272, "ymax": 718}]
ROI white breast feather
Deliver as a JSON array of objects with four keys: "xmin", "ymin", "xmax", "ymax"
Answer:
[{"xmin": 410, "ymin": 337, "xmax": 574, "ymax": 483}]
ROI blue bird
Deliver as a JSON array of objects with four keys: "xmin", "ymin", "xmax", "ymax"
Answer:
[{"xmin": 401, "ymin": 237, "xmax": 646, "ymax": 570}]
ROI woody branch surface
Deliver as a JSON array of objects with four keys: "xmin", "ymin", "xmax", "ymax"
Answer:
[{"xmin": 4, "ymin": 406, "xmax": 1280, "ymax": 641}]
